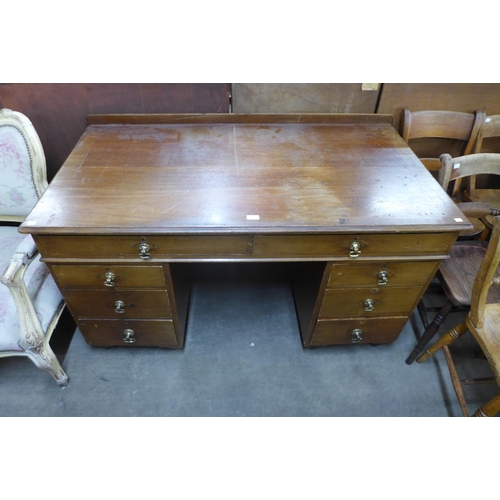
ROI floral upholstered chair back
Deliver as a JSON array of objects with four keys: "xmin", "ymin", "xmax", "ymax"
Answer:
[
  {"xmin": 0, "ymin": 109, "xmax": 68, "ymax": 386},
  {"xmin": 0, "ymin": 108, "xmax": 47, "ymax": 222}
]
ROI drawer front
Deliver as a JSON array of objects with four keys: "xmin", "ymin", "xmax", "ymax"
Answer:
[
  {"xmin": 78, "ymin": 319, "xmax": 178, "ymax": 348},
  {"xmin": 319, "ymin": 286, "xmax": 422, "ymax": 318},
  {"xmin": 51, "ymin": 264, "xmax": 167, "ymax": 289},
  {"xmin": 311, "ymin": 317, "xmax": 408, "ymax": 346},
  {"xmin": 36, "ymin": 235, "xmax": 248, "ymax": 259},
  {"xmin": 327, "ymin": 261, "xmax": 438, "ymax": 288},
  {"xmin": 64, "ymin": 290, "xmax": 171, "ymax": 319},
  {"xmin": 253, "ymin": 233, "xmax": 455, "ymax": 258}
]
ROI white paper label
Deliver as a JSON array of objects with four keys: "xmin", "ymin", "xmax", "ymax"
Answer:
[
  {"xmin": 246, "ymin": 215, "xmax": 260, "ymax": 220},
  {"xmin": 454, "ymin": 218, "xmax": 464, "ymax": 222},
  {"xmin": 486, "ymin": 117, "xmax": 491, "ymax": 122},
  {"xmin": 454, "ymin": 162, "xmax": 460, "ymax": 169},
  {"xmin": 24, "ymin": 220, "xmax": 37, "ymax": 225}
]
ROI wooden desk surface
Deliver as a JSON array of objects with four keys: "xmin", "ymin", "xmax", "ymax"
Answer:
[{"xmin": 19, "ymin": 113, "xmax": 470, "ymax": 235}]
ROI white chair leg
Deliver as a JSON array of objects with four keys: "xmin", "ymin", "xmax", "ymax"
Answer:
[
  {"xmin": 25, "ymin": 342, "xmax": 69, "ymax": 386},
  {"xmin": 2, "ymin": 250, "xmax": 69, "ymax": 386}
]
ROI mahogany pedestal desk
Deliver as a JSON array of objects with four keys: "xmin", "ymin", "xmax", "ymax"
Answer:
[{"xmin": 19, "ymin": 114, "xmax": 471, "ymax": 349}]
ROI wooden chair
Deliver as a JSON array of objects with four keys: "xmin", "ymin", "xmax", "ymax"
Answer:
[
  {"xmin": 465, "ymin": 115, "xmax": 500, "ymax": 237},
  {"xmin": 473, "ymin": 114, "xmax": 500, "ymax": 154},
  {"xmin": 0, "ymin": 108, "xmax": 68, "ymax": 385},
  {"xmin": 417, "ymin": 213, "xmax": 500, "ymax": 417},
  {"xmin": 401, "ymin": 108, "xmax": 484, "ymax": 173},
  {"xmin": 401, "ymin": 109, "xmax": 486, "ymax": 238},
  {"xmin": 406, "ymin": 153, "xmax": 500, "ymax": 365}
]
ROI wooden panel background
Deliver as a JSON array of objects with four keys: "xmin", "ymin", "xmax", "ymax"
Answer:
[
  {"xmin": 3, "ymin": 82, "xmax": 500, "ymax": 181},
  {"xmin": 0, "ymin": 83, "xmax": 230, "ymax": 180},
  {"xmin": 232, "ymin": 83, "xmax": 380, "ymax": 113}
]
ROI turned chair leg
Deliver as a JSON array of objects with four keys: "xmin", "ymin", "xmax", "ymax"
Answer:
[
  {"xmin": 472, "ymin": 393, "xmax": 500, "ymax": 417},
  {"xmin": 406, "ymin": 301, "xmax": 454, "ymax": 365},
  {"xmin": 417, "ymin": 300, "xmax": 429, "ymax": 329},
  {"xmin": 443, "ymin": 346, "xmax": 469, "ymax": 417},
  {"xmin": 417, "ymin": 321, "xmax": 468, "ymax": 363}
]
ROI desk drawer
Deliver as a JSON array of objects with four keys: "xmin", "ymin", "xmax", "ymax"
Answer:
[
  {"xmin": 64, "ymin": 290, "xmax": 171, "ymax": 319},
  {"xmin": 327, "ymin": 261, "xmax": 438, "ymax": 288},
  {"xmin": 36, "ymin": 235, "xmax": 248, "ymax": 259},
  {"xmin": 253, "ymin": 233, "xmax": 455, "ymax": 258},
  {"xmin": 78, "ymin": 319, "xmax": 178, "ymax": 348},
  {"xmin": 311, "ymin": 317, "xmax": 408, "ymax": 345},
  {"xmin": 319, "ymin": 286, "xmax": 422, "ymax": 318},
  {"xmin": 52, "ymin": 264, "xmax": 167, "ymax": 289}
]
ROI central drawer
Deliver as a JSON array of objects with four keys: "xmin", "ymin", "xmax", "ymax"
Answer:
[
  {"xmin": 36, "ymin": 235, "xmax": 248, "ymax": 258},
  {"xmin": 64, "ymin": 290, "xmax": 171, "ymax": 319},
  {"xmin": 253, "ymin": 233, "xmax": 455, "ymax": 258}
]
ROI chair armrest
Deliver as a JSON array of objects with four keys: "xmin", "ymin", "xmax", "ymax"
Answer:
[
  {"xmin": 1, "ymin": 235, "xmax": 39, "ymax": 287},
  {"xmin": 455, "ymin": 202, "xmax": 500, "ymax": 219}
]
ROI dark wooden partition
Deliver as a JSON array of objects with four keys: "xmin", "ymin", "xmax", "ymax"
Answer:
[{"xmin": 0, "ymin": 83, "xmax": 230, "ymax": 180}]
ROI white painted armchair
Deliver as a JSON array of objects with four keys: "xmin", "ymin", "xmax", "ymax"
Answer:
[{"xmin": 0, "ymin": 108, "xmax": 68, "ymax": 385}]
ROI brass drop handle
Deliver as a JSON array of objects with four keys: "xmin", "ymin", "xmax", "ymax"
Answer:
[
  {"xmin": 114, "ymin": 300, "xmax": 125, "ymax": 313},
  {"xmin": 349, "ymin": 240, "xmax": 361, "ymax": 258},
  {"xmin": 364, "ymin": 299, "xmax": 375, "ymax": 312},
  {"xmin": 104, "ymin": 270, "xmax": 116, "ymax": 287},
  {"xmin": 377, "ymin": 270, "xmax": 388, "ymax": 285},
  {"xmin": 139, "ymin": 240, "xmax": 151, "ymax": 260},
  {"xmin": 123, "ymin": 329, "xmax": 136, "ymax": 344},
  {"xmin": 351, "ymin": 329, "xmax": 363, "ymax": 343}
]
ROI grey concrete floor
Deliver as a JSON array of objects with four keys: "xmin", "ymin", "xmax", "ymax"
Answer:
[{"xmin": 0, "ymin": 275, "xmax": 498, "ymax": 417}]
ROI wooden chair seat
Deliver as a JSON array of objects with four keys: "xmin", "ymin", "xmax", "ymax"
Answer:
[{"xmin": 439, "ymin": 242, "xmax": 500, "ymax": 306}]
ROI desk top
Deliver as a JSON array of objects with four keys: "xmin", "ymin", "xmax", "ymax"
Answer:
[{"xmin": 20, "ymin": 114, "xmax": 471, "ymax": 235}]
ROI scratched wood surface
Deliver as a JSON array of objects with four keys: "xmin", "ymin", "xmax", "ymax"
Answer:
[{"xmin": 20, "ymin": 114, "xmax": 470, "ymax": 235}]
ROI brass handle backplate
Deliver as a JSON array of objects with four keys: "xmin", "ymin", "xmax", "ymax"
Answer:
[
  {"xmin": 123, "ymin": 329, "xmax": 136, "ymax": 343},
  {"xmin": 349, "ymin": 240, "xmax": 361, "ymax": 258},
  {"xmin": 351, "ymin": 329, "xmax": 363, "ymax": 343},
  {"xmin": 139, "ymin": 240, "xmax": 151, "ymax": 259},
  {"xmin": 364, "ymin": 299, "xmax": 374, "ymax": 312},
  {"xmin": 104, "ymin": 270, "xmax": 116, "ymax": 287},
  {"xmin": 114, "ymin": 300, "xmax": 125, "ymax": 313},
  {"xmin": 377, "ymin": 270, "xmax": 388, "ymax": 285}
]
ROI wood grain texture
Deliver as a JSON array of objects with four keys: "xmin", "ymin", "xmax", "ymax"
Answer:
[{"xmin": 19, "ymin": 115, "xmax": 470, "ymax": 236}]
